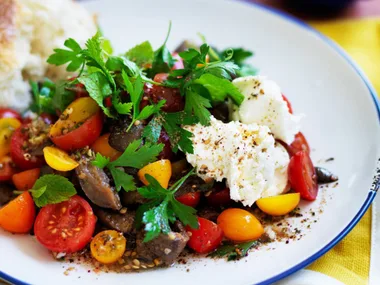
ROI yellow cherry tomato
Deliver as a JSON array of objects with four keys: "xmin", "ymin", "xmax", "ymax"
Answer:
[
  {"xmin": 217, "ymin": 208, "xmax": 264, "ymax": 242},
  {"xmin": 138, "ymin": 159, "xmax": 172, "ymax": 189},
  {"xmin": 91, "ymin": 230, "xmax": 126, "ymax": 264},
  {"xmin": 91, "ymin": 133, "xmax": 121, "ymax": 161},
  {"xmin": 0, "ymin": 118, "xmax": 21, "ymax": 157},
  {"xmin": 256, "ymin": 193, "xmax": 301, "ymax": 216},
  {"xmin": 43, "ymin": 146, "xmax": 79, "ymax": 171}
]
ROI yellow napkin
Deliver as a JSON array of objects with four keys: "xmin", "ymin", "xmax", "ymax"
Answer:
[{"xmin": 307, "ymin": 18, "xmax": 380, "ymax": 285}]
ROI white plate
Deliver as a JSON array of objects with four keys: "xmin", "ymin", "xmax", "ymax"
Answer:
[{"xmin": 1, "ymin": 0, "xmax": 380, "ymax": 284}]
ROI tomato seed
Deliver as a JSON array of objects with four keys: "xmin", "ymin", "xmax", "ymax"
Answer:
[
  {"xmin": 73, "ymin": 228, "xmax": 81, "ymax": 232},
  {"xmin": 61, "ymin": 207, "xmax": 67, "ymax": 214},
  {"xmin": 61, "ymin": 232, "xmax": 67, "ymax": 238},
  {"xmin": 48, "ymin": 221, "xmax": 55, "ymax": 224},
  {"xmin": 51, "ymin": 228, "xmax": 57, "ymax": 234}
]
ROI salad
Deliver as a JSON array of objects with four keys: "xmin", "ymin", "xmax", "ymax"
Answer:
[{"xmin": 0, "ymin": 26, "xmax": 338, "ymax": 271}]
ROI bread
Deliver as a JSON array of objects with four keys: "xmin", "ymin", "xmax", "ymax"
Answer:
[{"xmin": 0, "ymin": 0, "xmax": 97, "ymax": 111}]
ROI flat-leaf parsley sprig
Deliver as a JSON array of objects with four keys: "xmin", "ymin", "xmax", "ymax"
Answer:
[{"xmin": 136, "ymin": 168, "xmax": 199, "ymax": 242}]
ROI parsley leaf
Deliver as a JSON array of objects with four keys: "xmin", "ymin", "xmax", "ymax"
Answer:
[
  {"xmin": 78, "ymin": 72, "xmax": 114, "ymax": 118},
  {"xmin": 47, "ymin": 38, "xmax": 85, "ymax": 72},
  {"xmin": 137, "ymin": 169, "xmax": 198, "ymax": 242},
  {"xmin": 149, "ymin": 22, "xmax": 174, "ymax": 77},
  {"xmin": 208, "ymin": 241, "xmax": 258, "ymax": 261},
  {"xmin": 111, "ymin": 91, "xmax": 133, "ymax": 115},
  {"xmin": 91, "ymin": 139, "xmax": 164, "ymax": 192},
  {"xmin": 52, "ymin": 81, "xmax": 76, "ymax": 112},
  {"xmin": 142, "ymin": 116, "xmax": 162, "ymax": 143},
  {"xmin": 221, "ymin": 47, "xmax": 257, "ymax": 77},
  {"xmin": 30, "ymin": 175, "xmax": 77, "ymax": 207},
  {"xmin": 185, "ymin": 90, "xmax": 211, "ymax": 125},
  {"xmin": 126, "ymin": 41, "xmax": 154, "ymax": 68}
]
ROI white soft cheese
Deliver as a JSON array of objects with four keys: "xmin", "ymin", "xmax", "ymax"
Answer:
[
  {"xmin": 230, "ymin": 76, "xmax": 301, "ymax": 144},
  {"xmin": 185, "ymin": 117, "xmax": 289, "ymax": 206}
]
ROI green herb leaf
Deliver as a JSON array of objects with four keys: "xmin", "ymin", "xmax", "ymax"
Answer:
[
  {"xmin": 30, "ymin": 80, "xmax": 56, "ymax": 115},
  {"xmin": 194, "ymin": 73, "xmax": 244, "ymax": 105},
  {"xmin": 142, "ymin": 116, "xmax": 163, "ymax": 143},
  {"xmin": 185, "ymin": 90, "xmax": 212, "ymax": 125},
  {"xmin": 91, "ymin": 153, "xmax": 110, "ymax": 169},
  {"xmin": 52, "ymin": 81, "xmax": 76, "ymax": 112},
  {"xmin": 142, "ymin": 200, "xmax": 171, "ymax": 242},
  {"xmin": 31, "ymin": 175, "xmax": 77, "ymax": 207},
  {"xmin": 112, "ymin": 91, "xmax": 133, "ymax": 115},
  {"xmin": 78, "ymin": 72, "xmax": 114, "ymax": 118},
  {"xmin": 109, "ymin": 167, "xmax": 136, "ymax": 192},
  {"xmin": 208, "ymin": 240, "xmax": 258, "ymax": 261},
  {"xmin": 109, "ymin": 139, "xmax": 164, "ymax": 169},
  {"xmin": 47, "ymin": 38, "xmax": 84, "ymax": 72},
  {"xmin": 137, "ymin": 100, "xmax": 166, "ymax": 121},
  {"xmin": 169, "ymin": 198, "xmax": 198, "ymax": 229},
  {"xmin": 126, "ymin": 41, "xmax": 154, "ymax": 67}
]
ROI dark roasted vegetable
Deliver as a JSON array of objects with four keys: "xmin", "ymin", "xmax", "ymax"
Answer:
[
  {"xmin": 315, "ymin": 167, "xmax": 338, "ymax": 184},
  {"xmin": 109, "ymin": 118, "xmax": 144, "ymax": 152},
  {"xmin": 95, "ymin": 208, "xmax": 135, "ymax": 233},
  {"xmin": 0, "ymin": 184, "xmax": 13, "ymax": 207}
]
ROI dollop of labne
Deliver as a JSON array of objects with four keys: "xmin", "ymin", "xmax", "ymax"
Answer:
[
  {"xmin": 230, "ymin": 76, "xmax": 301, "ymax": 144},
  {"xmin": 185, "ymin": 117, "xmax": 289, "ymax": 206}
]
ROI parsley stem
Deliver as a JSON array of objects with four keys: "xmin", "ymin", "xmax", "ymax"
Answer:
[
  {"xmin": 126, "ymin": 120, "xmax": 134, "ymax": 133},
  {"xmin": 169, "ymin": 168, "xmax": 195, "ymax": 194},
  {"xmin": 163, "ymin": 21, "xmax": 172, "ymax": 46}
]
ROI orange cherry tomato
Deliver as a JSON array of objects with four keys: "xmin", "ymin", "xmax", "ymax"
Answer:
[
  {"xmin": 12, "ymin": 168, "xmax": 40, "ymax": 190},
  {"xmin": 176, "ymin": 192, "xmax": 201, "ymax": 207},
  {"xmin": 50, "ymin": 97, "xmax": 103, "ymax": 151},
  {"xmin": 91, "ymin": 133, "xmax": 121, "ymax": 161},
  {"xmin": 256, "ymin": 193, "xmax": 301, "ymax": 216},
  {"xmin": 217, "ymin": 208, "xmax": 264, "ymax": 242},
  {"xmin": 138, "ymin": 160, "xmax": 172, "ymax": 189},
  {"xmin": 0, "ymin": 192, "xmax": 35, "ymax": 234},
  {"xmin": 91, "ymin": 230, "xmax": 126, "ymax": 264}
]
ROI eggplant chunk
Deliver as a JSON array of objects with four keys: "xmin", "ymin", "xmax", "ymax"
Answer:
[
  {"xmin": 95, "ymin": 208, "xmax": 135, "ymax": 233},
  {"xmin": 0, "ymin": 184, "xmax": 13, "ymax": 207},
  {"xmin": 109, "ymin": 118, "xmax": 144, "ymax": 152},
  {"xmin": 76, "ymin": 159, "xmax": 122, "ymax": 210},
  {"xmin": 315, "ymin": 167, "xmax": 338, "ymax": 184}
]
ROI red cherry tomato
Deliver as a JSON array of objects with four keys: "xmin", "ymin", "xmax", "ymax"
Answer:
[
  {"xmin": 282, "ymin": 94, "xmax": 293, "ymax": 114},
  {"xmin": 177, "ymin": 192, "xmax": 201, "ymax": 207},
  {"xmin": 207, "ymin": 188, "xmax": 231, "ymax": 207},
  {"xmin": 186, "ymin": 217, "xmax": 223, "ymax": 254},
  {"xmin": 143, "ymin": 85, "xmax": 184, "ymax": 113},
  {"xmin": 288, "ymin": 151, "xmax": 318, "ymax": 201},
  {"xmin": 51, "ymin": 111, "xmax": 103, "ymax": 151},
  {"xmin": 153, "ymin": 73, "xmax": 169, "ymax": 83},
  {"xmin": 172, "ymin": 52, "xmax": 184, "ymax": 70},
  {"xmin": 12, "ymin": 168, "xmax": 40, "ymax": 190},
  {"xmin": 10, "ymin": 127, "xmax": 45, "ymax": 170},
  {"xmin": 286, "ymin": 132, "xmax": 310, "ymax": 157},
  {"xmin": 0, "ymin": 156, "xmax": 17, "ymax": 181},
  {"xmin": 34, "ymin": 195, "xmax": 96, "ymax": 253},
  {"xmin": 0, "ymin": 108, "xmax": 22, "ymax": 121}
]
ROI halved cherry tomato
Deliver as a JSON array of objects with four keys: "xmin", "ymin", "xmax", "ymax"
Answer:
[
  {"xmin": 217, "ymin": 208, "xmax": 264, "ymax": 242},
  {"xmin": 172, "ymin": 53, "xmax": 184, "ymax": 70},
  {"xmin": 154, "ymin": 73, "xmax": 169, "ymax": 83},
  {"xmin": 138, "ymin": 160, "xmax": 172, "ymax": 189},
  {"xmin": 0, "ymin": 118, "xmax": 21, "ymax": 158},
  {"xmin": 186, "ymin": 217, "xmax": 223, "ymax": 254},
  {"xmin": 12, "ymin": 168, "xmax": 40, "ymax": 190},
  {"xmin": 206, "ymin": 188, "xmax": 231, "ymax": 207},
  {"xmin": 34, "ymin": 195, "xmax": 96, "ymax": 253},
  {"xmin": 0, "ymin": 156, "xmax": 17, "ymax": 181},
  {"xmin": 91, "ymin": 133, "xmax": 121, "ymax": 161},
  {"xmin": 50, "ymin": 97, "xmax": 103, "ymax": 151},
  {"xmin": 10, "ymin": 127, "xmax": 45, "ymax": 170},
  {"xmin": 0, "ymin": 108, "xmax": 22, "ymax": 121},
  {"xmin": 0, "ymin": 192, "xmax": 35, "ymax": 234},
  {"xmin": 256, "ymin": 193, "xmax": 301, "ymax": 216},
  {"xmin": 282, "ymin": 94, "xmax": 293, "ymax": 114},
  {"xmin": 288, "ymin": 151, "xmax": 318, "ymax": 201},
  {"xmin": 286, "ymin": 132, "xmax": 310, "ymax": 157},
  {"xmin": 91, "ymin": 230, "xmax": 126, "ymax": 264},
  {"xmin": 43, "ymin": 146, "xmax": 79, "ymax": 171},
  {"xmin": 177, "ymin": 192, "xmax": 201, "ymax": 207}
]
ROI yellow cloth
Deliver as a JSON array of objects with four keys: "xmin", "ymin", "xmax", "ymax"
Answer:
[{"xmin": 307, "ymin": 19, "xmax": 380, "ymax": 285}]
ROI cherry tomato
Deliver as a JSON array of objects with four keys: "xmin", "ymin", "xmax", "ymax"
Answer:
[
  {"xmin": 206, "ymin": 188, "xmax": 231, "ymax": 207},
  {"xmin": 217, "ymin": 208, "xmax": 264, "ymax": 242},
  {"xmin": 10, "ymin": 127, "xmax": 45, "ymax": 170},
  {"xmin": 143, "ymin": 85, "xmax": 184, "ymax": 113},
  {"xmin": 288, "ymin": 151, "xmax": 318, "ymax": 201},
  {"xmin": 12, "ymin": 168, "xmax": 40, "ymax": 190},
  {"xmin": 74, "ymin": 83, "xmax": 89, "ymax": 99},
  {"xmin": 0, "ymin": 108, "xmax": 22, "ymax": 121},
  {"xmin": 50, "ymin": 97, "xmax": 103, "ymax": 151},
  {"xmin": 282, "ymin": 94, "xmax": 293, "ymax": 114},
  {"xmin": 34, "ymin": 195, "xmax": 96, "ymax": 253},
  {"xmin": 0, "ymin": 156, "xmax": 17, "ymax": 181},
  {"xmin": 186, "ymin": 217, "xmax": 223, "ymax": 254},
  {"xmin": 153, "ymin": 73, "xmax": 169, "ymax": 83},
  {"xmin": 286, "ymin": 132, "xmax": 310, "ymax": 157},
  {"xmin": 256, "ymin": 193, "xmax": 300, "ymax": 216},
  {"xmin": 43, "ymin": 146, "xmax": 79, "ymax": 172},
  {"xmin": 177, "ymin": 192, "xmax": 201, "ymax": 207},
  {"xmin": 91, "ymin": 230, "xmax": 126, "ymax": 264},
  {"xmin": 91, "ymin": 133, "xmax": 121, "ymax": 160},
  {"xmin": 0, "ymin": 192, "xmax": 35, "ymax": 234},
  {"xmin": 0, "ymin": 118, "xmax": 22, "ymax": 158},
  {"xmin": 172, "ymin": 52, "xmax": 184, "ymax": 70},
  {"xmin": 104, "ymin": 97, "xmax": 112, "ymax": 108},
  {"xmin": 138, "ymin": 159, "xmax": 172, "ymax": 189}
]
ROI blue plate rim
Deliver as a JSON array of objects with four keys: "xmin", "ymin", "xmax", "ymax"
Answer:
[{"xmin": 0, "ymin": 1, "xmax": 379, "ymax": 285}]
